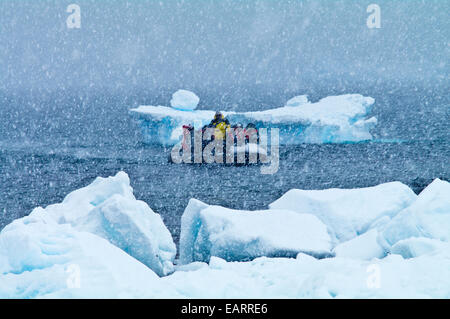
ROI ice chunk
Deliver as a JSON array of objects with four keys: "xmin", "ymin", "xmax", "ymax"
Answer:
[
  {"xmin": 333, "ymin": 229, "xmax": 386, "ymax": 260},
  {"xmin": 286, "ymin": 95, "xmax": 309, "ymax": 107},
  {"xmin": 380, "ymin": 179, "xmax": 450, "ymax": 246},
  {"xmin": 269, "ymin": 182, "xmax": 417, "ymax": 242},
  {"xmin": 48, "ymin": 170, "xmax": 134, "ymax": 223},
  {"xmin": 0, "ymin": 216, "xmax": 177, "ymax": 298},
  {"xmin": 75, "ymin": 194, "xmax": 176, "ymax": 276},
  {"xmin": 179, "ymin": 199, "xmax": 333, "ymax": 264},
  {"xmin": 170, "ymin": 89, "xmax": 200, "ymax": 110},
  {"xmin": 130, "ymin": 94, "xmax": 377, "ymax": 145},
  {"xmin": 390, "ymin": 237, "xmax": 450, "ymax": 259},
  {"xmin": 23, "ymin": 171, "xmax": 176, "ymax": 276}
]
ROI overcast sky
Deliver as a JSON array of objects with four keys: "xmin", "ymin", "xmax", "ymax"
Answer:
[{"xmin": 0, "ymin": 0, "xmax": 448, "ymax": 95}]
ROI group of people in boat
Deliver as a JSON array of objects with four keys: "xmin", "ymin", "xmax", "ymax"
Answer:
[{"xmin": 183, "ymin": 111, "xmax": 258, "ymax": 144}]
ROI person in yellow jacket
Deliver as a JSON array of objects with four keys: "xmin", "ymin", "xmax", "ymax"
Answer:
[{"xmin": 207, "ymin": 111, "xmax": 230, "ymax": 140}]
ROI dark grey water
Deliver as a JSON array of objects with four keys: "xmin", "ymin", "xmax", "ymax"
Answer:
[
  {"xmin": 1, "ymin": 141, "xmax": 448, "ymax": 244},
  {"xmin": 0, "ymin": 85, "xmax": 449, "ymax": 245}
]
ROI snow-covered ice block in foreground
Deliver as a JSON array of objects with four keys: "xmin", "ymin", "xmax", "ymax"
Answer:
[
  {"xmin": 130, "ymin": 94, "xmax": 377, "ymax": 146},
  {"xmin": 0, "ymin": 215, "xmax": 177, "ymax": 298},
  {"xmin": 76, "ymin": 194, "xmax": 176, "ymax": 276},
  {"xmin": 269, "ymin": 182, "xmax": 417, "ymax": 242},
  {"xmin": 10, "ymin": 172, "xmax": 176, "ymax": 277},
  {"xmin": 179, "ymin": 199, "xmax": 333, "ymax": 264},
  {"xmin": 380, "ymin": 178, "xmax": 450, "ymax": 246}
]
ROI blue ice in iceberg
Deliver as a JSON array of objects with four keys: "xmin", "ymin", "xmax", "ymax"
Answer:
[{"xmin": 129, "ymin": 93, "xmax": 377, "ymax": 146}]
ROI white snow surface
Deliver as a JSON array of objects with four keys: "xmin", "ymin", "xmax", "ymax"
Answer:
[
  {"xmin": 179, "ymin": 199, "xmax": 333, "ymax": 264},
  {"xmin": 243, "ymin": 94, "xmax": 375, "ymax": 126},
  {"xmin": 162, "ymin": 252, "xmax": 450, "ymax": 298},
  {"xmin": 1, "ymin": 174, "xmax": 449, "ymax": 298}
]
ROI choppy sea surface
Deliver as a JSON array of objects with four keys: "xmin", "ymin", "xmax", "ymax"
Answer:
[{"xmin": 0, "ymin": 85, "xmax": 448, "ymax": 244}]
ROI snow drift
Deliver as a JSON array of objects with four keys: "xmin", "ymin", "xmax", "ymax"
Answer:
[{"xmin": 130, "ymin": 93, "xmax": 377, "ymax": 146}]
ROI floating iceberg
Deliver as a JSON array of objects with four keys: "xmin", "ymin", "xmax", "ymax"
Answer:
[
  {"xmin": 269, "ymin": 182, "xmax": 417, "ymax": 242},
  {"xmin": 130, "ymin": 93, "xmax": 377, "ymax": 146},
  {"xmin": 179, "ymin": 199, "xmax": 333, "ymax": 264}
]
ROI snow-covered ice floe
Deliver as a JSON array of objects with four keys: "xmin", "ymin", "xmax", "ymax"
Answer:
[
  {"xmin": 1, "ymin": 173, "xmax": 449, "ymax": 298},
  {"xmin": 179, "ymin": 199, "xmax": 333, "ymax": 264},
  {"xmin": 129, "ymin": 92, "xmax": 377, "ymax": 146}
]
